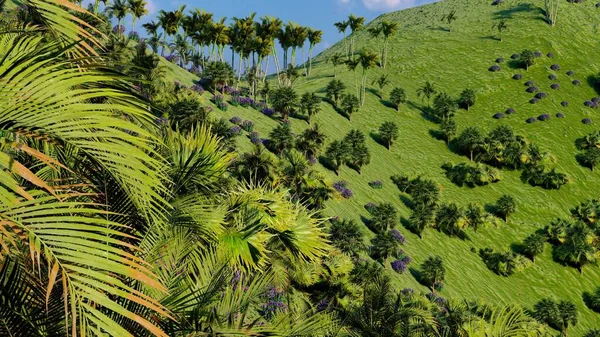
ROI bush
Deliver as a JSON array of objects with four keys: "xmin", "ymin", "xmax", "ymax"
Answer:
[
  {"xmin": 492, "ymin": 0, "xmax": 504, "ymax": 5},
  {"xmin": 391, "ymin": 260, "xmax": 408, "ymax": 273},
  {"xmin": 527, "ymin": 117, "xmax": 537, "ymax": 124},
  {"xmin": 493, "ymin": 112, "xmax": 505, "ymax": 119},
  {"xmin": 512, "ymin": 73, "xmax": 523, "ymax": 80},
  {"xmin": 191, "ymin": 84, "xmax": 204, "ymax": 94},
  {"xmin": 583, "ymin": 118, "xmax": 593, "ymax": 125},
  {"xmin": 525, "ymin": 80, "xmax": 535, "ymax": 87},
  {"xmin": 529, "ymin": 98, "xmax": 539, "ymax": 104},
  {"xmin": 479, "ymin": 248, "xmax": 530, "ymax": 276},
  {"xmin": 218, "ymin": 102, "xmax": 228, "ymax": 111},
  {"xmin": 229, "ymin": 116, "xmax": 242, "ymax": 125},
  {"xmin": 567, "ymin": 70, "xmax": 575, "ymax": 76},
  {"xmin": 213, "ymin": 94, "xmax": 224, "ymax": 104},
  {"xmin": 561, "ymin": 101, "xmax": 569, "ymax": 107},
  {"xmin": 262, "ymin": 107, "xmax": 275, "ymax": 117},
  {"xmin": 551, "ymin": 83, "xmax": 560, "ymax": 90},
  {"xmin": 511, "ymin": 53, "xmax": 520, "ymax": 59},
  {"xmin": 249, "ymin": 131, "xmax": 260, "ymax": 140},
  {"xmin": 550, "ymin": 64, "xmax": 561, "ymax": 71},
  {"xmin": 547, "ymin": 52, "xmax": 554, "ymax": 58},
  {"xmin": 535, "ymin": 92, "xmax": 547, "ymax": 99},
  {"xmin": 229, "ymin": 125, "xmax": 242, "ymax": 136},
  {"xmin": 537, "ymin": 114, "xmax": 551, "ymax": 121},
  {"xmin": 442, "ymin": 162, "xmax": 501, "ymax": 187},
  {"xmin": 489, "ymin": 65, "xmax": 501, "ymax": 72},
  {"xmin": 534, "ymin": 51, "xmax": 542, "ymax": 58},
  {"xmin": 526, "ymin": 86, "xmax": 539, "ymax": 93},
  {"xmin": 556, "ymin": 112, "xmax": 565, "ymax": 118},
  {"xmin": 495, "ymin": 57, "xmax": 504, "ymax": 63},
  {"xmin": 585, "ymin": 101, "xmax": 593, "ymax": 107},
  {"xmin": 548, "ymin": 74, "xmax": 557, "ymax": 80},
  {"xmin": 573, "ymin": 79, "xmax": 581, "ymax": 85},
  {"xmin": 241, "ymin": 120, "xmax": 254, "ymax": 132},
  {"xmin": 590, "ymin": 102, "xmax": 598, "ymax": 109},
  {"xmin": 332, "ymin": 181, "xmax": 348, "ymax": 193},
  {"xmin": 341, "ymin": 188, "xmax": 354, "ymax": 199},
  {"xmin": 505, "ymin": 108, "xmax": 516, "ymax": 114},
  {"xmin": 368, "ymin": 180, "xmax": 383, "ymax": 189},
  {"xmin": 389, "ymin": 229, "xmax": 406, "ymax": 244}
]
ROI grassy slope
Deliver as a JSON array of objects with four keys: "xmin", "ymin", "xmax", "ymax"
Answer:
[{"xmin": 166, "ymin": 0, "xmax": 600, "ymax": 333}]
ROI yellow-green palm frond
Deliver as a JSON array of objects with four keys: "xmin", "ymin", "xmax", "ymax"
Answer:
[{"xmin": 465, "ymin": 305, "xmax": 544, "ymax": 337}]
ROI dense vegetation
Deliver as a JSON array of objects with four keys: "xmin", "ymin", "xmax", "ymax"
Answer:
[{"xmin": 2, "ymin": 0, "xmax": 600, "ymax": 336}]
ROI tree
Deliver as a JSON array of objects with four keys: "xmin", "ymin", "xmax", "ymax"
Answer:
[
  {"xmin": 370, "ymin": 203, "xmax": 398, "ymax": 233},
  {"xmin": 327, "ymin": 53, "xmax": 344, "ymax": 77},
  {"xmin": 459, "ymin": 88, "xmax": 476, "ymax": 111},
  {"xmin": 260, "ymin": 80, "xmax": 271, "ymax": 105},
  {"xmin": 358, "ymin": 49, "xmax": 379, "ymax": 105},
  {"xmin": 380, "ymin": 21, "xmax": 398, "ymax": 68},
  {"xmin": 456, "ymin": 126, "xmax": 484, "ymax": 161},
  {"xmin": 127, "ymin": 0, "xmax": 147, "ymax": 32},
  {"xmin": 344, "ymin": 129, "xmax": 370, "ymax": 173},
  {"xmin": 556, "ymin": 221, "xmax": 597, "ymax": 274},
  {"xmin": 435, "ymin": 203, "xmax": 465, "ymax": 237},
  {"xmin": 544, "ymin": 0, "xmax": 559, "ymax": 27},
  {"xmin": 371, "ymin": 232, "xmax": 401, "ymax": 264},
  {"xmin": 579, "ymin": 148, "xmax": 600, "ymax": 172},
  {"xmin": 493, "ymin": 20, "xmax": 508, "ymax": 41},
  {"xmin": 271, "ymin": 86, "xmax": 299, "ymax": 121},
  {"xmin": 520, "ymin": 49, "xmax": 535, "ymax": 70},
  {"xmin": 389, "ymin": 87, "xmax": 407, "ymax": 111},
  {"xmin": 329, "ymin": 219, "xmax": 365, "ymax": 255},
  {"xmin": 346, "ymin": 57, "xmax": 360, "ymax": 97},
  {"xmin": 341, "ymin": 93, "xmax": 360, "ymax": 121},
  {"xmin": 234, "ymin": 145, "xmax": 277, "ymax": 184},
  {"xmin": 106, "ymin": 0, "xmax": 129, "ymax": 28},
  {"xmin": 421, "ymin": 256, "xmax": 445, "ymax": 292},
  {"xmin": 465, "ymin": 203, "xmax": 485, "ymax": 232},
  {"xmin": 585, "ymin": 330, "xmax": 600, "ymax": 337},
  {"xmin": 557, "ymin": 300, "xmax": 578, "ymax": 336},
  {"xmin": 307, "ymin": 28, "xmax": 323, "ymax": 76},
  {"xmin": 372, "ymin": 74, "xmax": 390, "ymax": 98},
  {"xmin": 347, "ymin": 14, "xmax": 365, "ymax": 59},
  {"xmin": 410, "ymin": 204, "xmax": 436, "ymax": 238},
  {"xmin": 296, "ymin": 123, "xmax": 327, "ymax": 159},
  {"xmin": 325, "ymin": 140, "xmax": 351, "ymax": 176},
  {"xmin": 522, "ymin": 233, "xmax": 546, "ymax": 263},
  {"xmin": 269, "ymin": 123, "xmax": 295, "ymax": 156},
  {"xmin": 433, "ymin": 92, "xmax": 458, "ymax": 121},
  {"xmin": 440, "ymin": 119, "xmax": 457, "ymax": 145},
  {"xmin": 202, "ymin": 61, "xmax": 234, "ymax": 94},
  {"xmin": 333, "ymin": 20, "xmax": 350, "ymax": 58},
  {"xmin": 417, "ymin": 81, "xmax": 437, "ymax": 106},
  {"xmin": 379, "ymin": 121, "xmax": 399, "ymax": 149},
  {"xmin": 170, "ymin": 33, "xmax": 190, "ymax": 66},
  {"xmin": 533, "ymin": 298, "xmax": 560, "ymax": 327},
  {"xmin": 299, "ymin": 92, "xmax": 322, "ymax": 125},
  {"xmin": 496, "ymin": 194, "xmax": 517, "ymax": 223},
  {"xmin": 442, "ymin": 10, "xmax": 458, "ymax": 32},
  {"xmin": 326, "ymin": 79, "xmax": 346, "ymax": 106}
]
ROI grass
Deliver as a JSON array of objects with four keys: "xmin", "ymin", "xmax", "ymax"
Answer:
[{"xmin": 164, "ymin": 0, "xmax": 600, "ymax": 334}]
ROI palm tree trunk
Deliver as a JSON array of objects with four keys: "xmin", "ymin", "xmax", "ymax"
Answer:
[
  {"xmin": 131, "ymin": 17, "xmax": 136, "ymax": 33},
  {"xmin": 93, "ymin": 0, "xmax": 100, "ymax": 15}
]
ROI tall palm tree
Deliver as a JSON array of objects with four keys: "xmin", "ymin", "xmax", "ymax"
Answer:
[
  {"xmin": 291, "ymin": 23, "xmax": 308, "ymax": 67},
  {"xmin": 188, "ymin": 9, "xmax": 213, "ymax": 68},
  {"xmin": 417, "ymin": 81, "xmax": 437, "ymax": 106},
  {"xmin": 327, "ymin": 53, "xmax": 344, "ymax": 77},
  {"xmin": 380, "ymin": 21, "xmax": 398, "ymax": 68},
  {"xmin": 358, "ymin": 49, "xmax": 379, "ymax": 105},
  {"xmin": 127, "ymin": 0, "xmax": 147, "ymax": 32},
  {"xmin": 307, "ymin": 28, "xmax": 323, "ymax": 76},
  {"xmin": 347, "ymin": 14, "xmax": 365, "ymax": 59},
  {"xmin": 271, "ymin": 86, "xmax": 299, "ymax": 121},
  {"xmin": 143, "ymin": 20, "xmax": 160, "ymax": 37},
  {"xmin": 259, "ymin": 16, "xmax": 283, "ymax": 82},
  {"xmin": 210, "ymin": 17, "xmax": 230, "ymax": 61},
  {"xmin": 346, "ymin": 57, "xmax": 360, "ymax": 97},
  {"xmin": 170, "ymin": 33, "xmax": 190, "ymax": 66},
  {"xmin": 334, "ymin": 20, "xmax": 349, "ymax": 58},
  {"xmin": 106, "ymin": 0, "xmax": 129, "ymax": 28}
]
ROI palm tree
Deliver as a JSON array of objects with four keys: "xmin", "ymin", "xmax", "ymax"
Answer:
[
  {"xmin": 299, "ymin": 92, "xmax": 322, "ymax": 125},
  {"xmin": 170, "ymin": 33, "xmax": 190, "ymax": 66},
  {"xmin": 380, "ymin": 21, "xmax": 398, "ymax": 68},
  {"xmin": 358, "ymin": 49, "xmax": 379, "ymax": 105},
  {"xmin": 371, "ymin": 232, "xmax": 401, "ymax": 264},
  {"xmin": 416, "ymin": 81, "xmax": 437, "ymax": 106},
  {"xmin": 260, "ymin": 16, "xmax": 283, "ymax": 81},
  {"xmin": 389, "ymin": 87, "xmax": 407, "ymax": 111},
  {"xmin": 210, "ymin": 17, "xmax": 230, "ymax": 61},
  {"xmin": 127, "ymin": 0, "xmax": 147, "ymax": 32},
  {"xmin": 203, "ymin": 61, "xmax": 234, "ymax": 94},
  {"xmin": 379, "ymin": 122, "xmax": 399, "ymax": 149},
  {"xmin": 523, "ymin": 233, "xmax": 546, "ymax": 263},
  {"xmin": 457, "ymin": 126, "xmax": 483, "ymax": 161},
  {"xmin": 459, "ymin": 88, "xmax": 476, "ymax": 111},
  {"xmin": 327, "ymin": 53, "xmax": 344, "ymax": 77},
  {"xmin": 296, "ymin": 123, "xmax": 327, "ymax": 159},
  {"xmin": 435, "ymin": 203, "xmax": 465, "ymax": 237},
  {"xmin": 346, "ymin": 57, "xmax": 360, "ymax": 97},
  {"xmin": 341, "ymin": 93, "xmax": 360, "ymax": 121},
  {"xmin": 233, "ymin": 145, "xmax": 277, "ymax": 184},
  {"xmin": 271, "ymin": 86, "xmax": 299, "ymax": 121},
  {"xmin": 106, "ymin": 0, "xmax": 129, "ymax": 28},
  {"xmin": 440, "ymin": 118, "xmax": 457, "ymax": 145},
  {"xmin": 269, "ymin": 123, "xmax": 295, "ymax": 156},
  {"xmin": 420, "ymin": 256, "xmax": 445, "ymax": 293},
  {"xmin": 370, "ymin": 203, "xmax": 398, "ymax": 233},
  {"xmin": 347, "ymin": 14, "xmax": 365, "ymax": 59},
  {"xmin": 557, "ymin": 301, "xmax": 578, "ymax": 337},
  {"xmin": 325, "ymin": 140, "xmax": 351, "ymax": 176},
  {"xmin": 442, "ymin": 10, "xmax": 458, "ymax": 32},
  {"xmin": 143, "ymin": 20, "xmax": 160, "ymax": 37},
  {"xmin": 496, "ymin": 194, "xmax": 516, "ymax": 223},
  {"xmin": 329, "ymin": 219, "xmax": 366, "ymax": 255},
  {"xmin": 466, "ymin": 305, "xmax": 544, "ymax": 337},
  {"xmin": 372, "ymin": 74, "xmax": 390, "ymax": 98},
  {"xmin": 290, "ymin": 24, "xmax": 308, "ymax": 67},
  {"xmin": 334, "ymin": 20, "xmax": 349, "ymax": 58},
  {"xmin": 556, "ymin": 222, "xmax": 597, "ymax": 274},
  {"xmin": 307, "ymin": 28, "xmax": 323, "ymax": 76},
  {"xmin": 493, "ymin": 20, "xmax": 508, "ymax": 41},
  {"xmin": 326, "ymin": 79, "xmax": 346, "ymax": 106}
]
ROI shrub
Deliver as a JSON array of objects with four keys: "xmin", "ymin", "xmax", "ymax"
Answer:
[
  {"xmin": 510, "ymin": 53, "xmax": 520, "ymax": 59},
  {"xmin": 573, "ymin": 79, "xmax": 581, "ymax": 85},
  {"xmin": 489, "ymin": 65, "xmax": 501, "ymax": 72},
  {"xmin": 535, "ymin": 92, "xmax": 547, "ymax": 99},
  {"xmin": 391, "ymin": 260, "xmax": 407, "ymax": 273},
  {"xmin": 479, "ymin": 248, "xmax": 530, "ymax": 276},
  {"xmin": 389, "ymin": 229, "xmax": 406, "ymax": 244},
  {"xmin": 229, "ymin": 116, "xmax": 242, "ymax": 125},
  {"xmin": 527, "ymin": 117, "xmax": 537, "ymax": 123},
  {"xmin": 229, "ymin": 125, "xmax": 242, "ymax": 136},
  {"xmin": 262, "ymin": 107, "xmax": 275, "ymax": 117},
  {"xmin": 526, "ymin": 86, "xmax": 539, "ymax": 93},
  {"xmin": 550, "ymin": 83, "xmax": 560, "ymax": 90},
  {"xmin": 249, "ymin": 131, "xmax": 260, "ymax": 140},
  {"xmin": 537, "ymin": 114, "xmax": 551, "ymax": 121},
  {"xmin": 165, "ymin": 54, "xmax": 179, "ymax": 64},
  {"xmin": 365, "ymin": 202, "xmax": 378, "ymax": 213},
  {"xmin": 590, "ymin": 102, "xmax": 598, "ymax": 109},
  {"xmin": 493, "ymin": 112, "xmax": 504, "ymax": 119},
  {"xmin": 401, "ymin": 288, "xmax": 415, "ymax": 296},
  {"xmin": 368, "ymin": 180, "xmax": 383, "ymax": 189},
  {"xmin": 505, "ymin": 108, "xmax": 516, "ymax": 114},
  {"xmin": 550, "ymin": 64, "xmax": 561, "ymax": 71},
  {"xmin": 128, "ymin": 31, "xmax": 140, "ymax": 41},
  {"xmin": 213, "ymin": 94, "xmax": 224, "ymax": 104},
  {"xmin": 442, "ymin": 162, "xmax": 501, "ymax": 187},
  {"xmin": 597, "ymin": 2, "xmax": 600, "ymax": 7},
  {"xmin": 567, "ymin": 70, "xmax": 574, "ymax": 76},
  {"xmin": 495, "ymin": 57, "xmax": 504, "ymax": 63},
  {"xmin": 529, "ymin": 98, "xmax": 539, "ymax": 104},
  {"xmin": 433, "ymin": 281, "xmax": 444, "ymax": 292},
  {"xmin": 218, "ymin": 102, "xmax": 228, "ymax": 111},
  {"xmin": 548, "ymin": 74, "xmax": 557, "ymax": 80},
  {"xmin": 191, "ymin": 84, "xmax": 205, "ymax": 94},
  {"xmin": 512, "ymin": 73, "xmax": 523, "ymax": 80},
  {"xmin": 332, "ymin": 180, "xmax": 348, "ymax": 193},
  {"xmin": 556, "ymin": 112, "xmax": 565, "ymax": 118},
  {"xmin": 534, "ymin": 51, "xmax": 542, "ymax": 58},
  {"xmin": 241, "ymin": 120, "xmax": 254, "ymax": 132},
  {"xmin": 547, "ymin": 52, "xmax": 554, "ymax": 58},
  {"xmin": 561, "ymin": 101, "xmax": 569, "ymax": 107},
  {"xmin": 341, "ymin": 188, "xmax": 353, "ymax": 199},
  {"xmin": 525, "ymin": 80, "xmax": 535, "ymax": 87},
  {"xmin": 583, "ymin": 118, "xmax": 593, "ymax": 125}
]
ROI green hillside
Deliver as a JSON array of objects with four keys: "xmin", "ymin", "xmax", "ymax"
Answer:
[{"xmin": 169, "ymin": 0, "xmax": 600, "ymax": 334}]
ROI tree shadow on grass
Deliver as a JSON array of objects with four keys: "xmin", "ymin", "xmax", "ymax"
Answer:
[
  {"xmin": 507, "ymin": 59, "xmax": 522, "ymax": 70},
  {"xmin": 370, "ymin": 131, "xmax": 388, "ymax": 149},
  {"xmin": 399, "ymin": 195, "xmax": 414, "ymax": 209},
  {"xmin": 380, "ymin": 99, "xmax": 397, "ymax": 110},
  {"xmin": 429, "ymin": 26, "xmax": 449, "ymax": 32},
  {"xmin": 408, "ymin": 267, "xmax": 431, "ymax": 289},
  {"xmin": 428, "ymin": 129, "xmax": 445, "ymax": 142},
  {"xmin": 582, "ymin": 292, "xmax": 598, "ymax": 312},
  {"xmin": 479, "ymin": 35, "xmax": 499, "ymax": 41},
  {"xmin": 510, "ymin": 242, "xmax": 526, "ymax": 256},
  {"xmin": 493, "ymin": 3, "xmax": 544, "ymax": 19},
  {"xmin": 401, "ymin": 217, "xmax": 421, "ymax": 237},
  {"xmin": 586, "ymin": 75, "xmax": 600, "ymax": 95},
  {"xmin": 318, "ymin": 156, "xmax": 337, "ymax": 175},
  {"xmin": 290, "ymin": 111, "xmax": 309, "ymax": 124},
  {"xmin": 367, "ymin": 87, "xmax": 381, "ymax": 99}
]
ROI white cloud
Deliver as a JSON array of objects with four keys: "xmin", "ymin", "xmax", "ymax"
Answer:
[
  {"xmin": 338, "ymin": 0, "xmax": 351, "ymax": 5},
  {"xmin": 361, "ymin": 0, "xmax": 416, "ymax": 11},
  {"xmin": 146, "ymin": 0, "xmax": 157, "ymax": 14}
]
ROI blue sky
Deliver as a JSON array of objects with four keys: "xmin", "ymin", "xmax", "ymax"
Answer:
[{"xmin": 97, "ymin": 0, "xmax": 436, "ymax": 54}]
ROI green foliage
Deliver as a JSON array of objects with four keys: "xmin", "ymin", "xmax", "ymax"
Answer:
[
  {"xmin": 340, "ymin": 93, "xmax": 360, "ymax": 120},
  {"xmin": 296, "ymin": 123, "xmax": 327, "ymax": 159},
  {"xmin": 555, "ymin": 221, "xmax": 597, "ymax": 273},
  {"xmin": 420, "ymin": 255, "xmax": 445, "ymax": 288},
  {"xmin": 326, "ymin": 79, "xmax": 346, "ymax": 106},
  {"xmin": 416, "ymin": 81, "xmax": 437, "ymax": 106},
  {"xmin": 370, "ymin": 202, "xmax": 398, "ymax": 233},
  {"xmin": 344, "ymin": 129, "xmax": 370, "ymax": 173},
  {"xmin": 456, "ymin": 126, "xmax": 484, "ymax": 161},
  {"xmin": 533, "ymin": 298, "xmax": 578, "ymax": 334},
  {"xmin": 520, "ymin": 49, "xmax": 535, "ymax": 70},
  {"xmin": 370, "ymin": 232, "xmax": 401, "ymax": 262},
  {"xmin": 271, "ymin": 86, "xmax": 299, "ymax": 120},
  {"xmin": 329, "ymin": 218, "xmax": 365, "ymax": 255},
  {"xmin": 432, "ymin": 92, "xmax": 458, "ymax": 122},
  {"xmin": 442, "ymin": 162, "xmax": 501, "ymax": 187},
  {"xmin": 522, "ymin": 233, "xmax": 547, "ymax": 262},
  {"xmin": 299, "ymin": 91, "xmax": 322, "ymax": 125},
  {"xmin": 325, "ymin": 140, "xmax": 351, "ymax": 176},
  {"xmin": 389, "ymin": 87, "xmax": 407, "ymax": 111},
  {"xmin": 496, "ymin": 194, "xmax": 517, "ymax": 223},
  {"xmin": 459, "ymin": 88, "xmax": 476, "ymax": 111},
  {"xmin": 378, "ymin": 121, "xmax": 399, "ymax": 149},
  {"xmin": 202, "ymin": 61, "xmax": 235, "ymax": 93},
  {"xmin": 268, "ymin": 123, "xmax": 295, "ymax": 155},
  {"xmin": 479, "ymin": 248, "xmax": 530, "ymax": 276},
  {"xmin": 435, "ymin": 203, "xmax": 466, "ymax": 237},
  {"xmin": 439, "ymin": 118, "xmax": 457, "ymax": 144}
]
